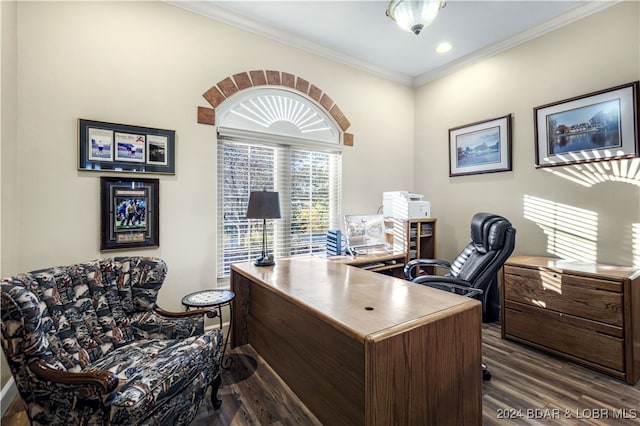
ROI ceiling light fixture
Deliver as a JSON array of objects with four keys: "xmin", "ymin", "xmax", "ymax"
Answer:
[
  {"xmin": 436, "ymin": 42, "xmax": 452, "ymax": 53},
  {"xmin": 386, "ymin": 0, "xmax": 446, "ymax": 35}
]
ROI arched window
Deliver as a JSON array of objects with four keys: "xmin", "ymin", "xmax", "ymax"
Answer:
[
  {"xmin": 216, "ymin": 88, "xmax": 343, "ymax": 278},
  {"xmin": 218, "ymin": 88, "xmax": 340, "ymax": 144}
]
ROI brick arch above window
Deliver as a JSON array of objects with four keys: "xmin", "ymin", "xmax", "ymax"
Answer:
[{"xmin": 197, "ymin": 70, "xmax": 354, "ymax": 146}]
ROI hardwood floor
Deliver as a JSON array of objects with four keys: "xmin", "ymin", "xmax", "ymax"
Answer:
[
  {"xmin": 481, "ymin": 324, "xmax": 639, "ymax": 425},
  {"xmin": 3, "ymin": 323, "xmax": 639, "ymax": 425}
]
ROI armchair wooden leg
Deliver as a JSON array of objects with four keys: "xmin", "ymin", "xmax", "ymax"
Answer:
[{"xmin": 211, "ymin": 374, "xmax": 222, "ymax": 409}]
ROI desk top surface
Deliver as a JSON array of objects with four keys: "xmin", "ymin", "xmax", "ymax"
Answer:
[{"xmin": 231, "ymin": 258, "xmax": 478, "ymax": 341}]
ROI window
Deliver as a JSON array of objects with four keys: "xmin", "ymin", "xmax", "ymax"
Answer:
[{"xmin": 216, "ymin": 89, "xmax": 342, "ymax": 280}]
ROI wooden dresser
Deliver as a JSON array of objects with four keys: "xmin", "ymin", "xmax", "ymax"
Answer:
[{"xmin": 501, "ymin": 256, "xmax": 640, "ymax": 384}]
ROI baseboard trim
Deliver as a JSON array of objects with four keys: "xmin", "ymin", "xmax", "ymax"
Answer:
[{"xmin": 1, "ymin": 377, "xmax": 18, "ymax": 418}]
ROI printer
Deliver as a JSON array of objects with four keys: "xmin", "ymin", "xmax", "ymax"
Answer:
[{"xmin": 383, "ymin": 191, "xmax": 431, "ymax": 220}]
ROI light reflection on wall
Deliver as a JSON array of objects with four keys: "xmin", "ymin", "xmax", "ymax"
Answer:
[
  {"xmin": 523, "ymin": 195, "xmax": 598, "ymax": 263},
  {"xmin": 633, "ymin": 224, "xmax": 640, "ymax": 267},
  {"xmin": 542, "ymin": 158, "xmax": 640, "ymax": 188}
]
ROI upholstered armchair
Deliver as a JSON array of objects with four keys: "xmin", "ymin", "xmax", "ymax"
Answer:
[{"xmin": 1, "ymin": 257, "xmax": 224, "ymax": 425}]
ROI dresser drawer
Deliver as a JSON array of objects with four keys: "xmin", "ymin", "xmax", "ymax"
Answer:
[
  {"xmin": 504, "ymin": 303, "xmax": 624, "ymax": 373},
  {"xmin": 504, "ymin": 265, "xmax": 623, "ymax": 326},
  {"xmin": 501, "ymin": 256, "xmax": 640, "ymax": 384}
]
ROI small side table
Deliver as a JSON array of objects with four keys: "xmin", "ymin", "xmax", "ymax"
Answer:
[{"xmin": 182, "ymin": 289, "xmax": 235, "ymax": 368}]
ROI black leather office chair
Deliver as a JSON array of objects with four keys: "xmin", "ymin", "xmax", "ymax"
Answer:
[{"xmin": 404, "ymin": 212, "xmax": 516, "ymax": 380}]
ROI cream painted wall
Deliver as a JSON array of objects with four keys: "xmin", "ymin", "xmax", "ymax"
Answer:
[
  {"xmin": 414, "ymin": 1, "xmax": 640, "ymax": 266},
  {"xmin": 1, "ymin": 0, "xmax": 18, "ymax": 394},
  {"xmin": 1, "ymin": 1, "xmax": 414, "ymax": 389},
  {"xmin": 12, "ymin": 1, "xmax": 414, "ymax": 300}
]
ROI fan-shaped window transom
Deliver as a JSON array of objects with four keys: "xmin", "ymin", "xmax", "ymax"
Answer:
[{"xmin": 217, "ymin": 88, "xmax": 340, "ymax": 144}]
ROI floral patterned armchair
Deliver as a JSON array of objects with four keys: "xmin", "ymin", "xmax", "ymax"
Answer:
[{"xmin": 1, "ymin": 257, "xmax": 224, "ymax": 425}]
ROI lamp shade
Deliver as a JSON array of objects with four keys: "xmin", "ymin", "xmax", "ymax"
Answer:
[
  {"xmin": 246, "ymin": 191, "xmax": 282, "ymax": 219},
  {"xmin": 386, "ymin": 0, "xmax": 445, "ymax": 35}
]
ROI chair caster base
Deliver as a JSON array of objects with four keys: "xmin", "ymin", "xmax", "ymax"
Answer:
[{"xmin": 482, "ymin": 364, "xmax": 492, "ymax": 381}]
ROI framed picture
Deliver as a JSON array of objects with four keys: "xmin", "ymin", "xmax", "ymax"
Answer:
[
  {"xmin": 88, "ymin": 127, "xmax": 114, "ymax": 162},
  {"xmin": 100, "ymin": 176, "xmax": 159, "ymax": 251},
  {"xmin": 147, "ymin": 134, "xmax": 168, "ymax": 165},
  {"xmin": 449, "ymin": 114, "xmax": 512, "ymax": 177},
  {"xmin": 79, "ymin": 119, "xmax": 175, "ymax": 174},
  {"xmin": 114, "ymin": 132, "xmax": 146, "ymax": 163},
  {"xmin": 534, "ymin": 81, "xmax": 639, "ymax": 168}
]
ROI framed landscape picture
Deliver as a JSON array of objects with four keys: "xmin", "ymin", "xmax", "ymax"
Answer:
[
  {"xmin": 79, "ymin": 119, "xmax": 176, "ymax": 174},
  {"xmin": 449, "ymin": 114, "xmax": 512, "ymax": 177},
  {"xmin": 534, "ymin": 81, "xmax": 639, "ymax": 168},
  {"xmin": 100, "ymin": 177, "xmax": 159, "ymax": 251}
]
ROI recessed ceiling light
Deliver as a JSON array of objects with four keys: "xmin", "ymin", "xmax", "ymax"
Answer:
[{"xmin": 436, "ymin": 42, "xmax": 452, "ymax": 53}]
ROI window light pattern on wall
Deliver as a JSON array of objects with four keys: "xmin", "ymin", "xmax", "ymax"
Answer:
[
  {"xmin": 543, "ymin": 158, "xmax": 640, "ymax": 187},
  {"xmin": 523, "ymin": 195, "xmax": 598, "ymax": 263},
  {"xmin": 633, "ymin": 223, "xmax": 640, "ymax": 267}
]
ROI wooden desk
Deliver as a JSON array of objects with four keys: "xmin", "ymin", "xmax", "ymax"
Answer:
[
  {"xmin": 231, "ymin": 258, "xmax": 482, "ymax": 425},
  {"xmin": 327, "ymin": 250, "xmax": 406, "ymax": 275}
]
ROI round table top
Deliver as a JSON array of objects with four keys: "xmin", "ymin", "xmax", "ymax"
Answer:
[{"xmin": 181, "ymin": 289, "xmax": 235, "ymax": 307}]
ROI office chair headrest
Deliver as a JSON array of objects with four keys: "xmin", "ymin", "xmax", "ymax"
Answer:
[{"xmin": 470, "ymin": 212, "xmax": 512, "ymax": 254}]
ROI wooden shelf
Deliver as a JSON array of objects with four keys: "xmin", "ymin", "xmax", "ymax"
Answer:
[
  {"xmin": 327, "ymin": 251, "xmax": 406, "ymax": 275},
  {"xmin": 387, "ymin": 217, "xmax": 437, "ymax": 273}
]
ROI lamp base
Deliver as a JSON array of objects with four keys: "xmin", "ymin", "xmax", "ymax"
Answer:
[{"xmin": 254, "ymin": 255, "xmax": 275, "ymax": 267}]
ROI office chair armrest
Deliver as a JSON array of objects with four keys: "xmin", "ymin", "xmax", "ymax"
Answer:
[
  {"xmin": 404, "ymin": 258, "xmax": 452, "ymax": 279},
  {"xmin": 412, "ymin": 275, "xmax": 484, "ymax": 297}
]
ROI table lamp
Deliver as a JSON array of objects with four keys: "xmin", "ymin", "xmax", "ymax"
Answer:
[{"xmin": 246, "ymin": 190, "xmax": 281, "ymax": 266}]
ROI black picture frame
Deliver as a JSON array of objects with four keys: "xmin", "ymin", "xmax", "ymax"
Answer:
[
  {"xmin": 100, "ymin": 177, "xmax": 159, "ymax": 251},
  {"xmin": 534, "ymin": 81, "xmax": 639, "ymax": 168},
  {"xmin": 448, "ymin": 114, "xmax": 512, "ymax": 177},
  {"xmin": 79, "ymin": 119, "xmax": 176, "ymax": 174}
]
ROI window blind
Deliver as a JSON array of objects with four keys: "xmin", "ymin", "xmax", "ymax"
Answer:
[{"xmin": 217, "ymin": 133, "xmax": 342, "ymax": 279}]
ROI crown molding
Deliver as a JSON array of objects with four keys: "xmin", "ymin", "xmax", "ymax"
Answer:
[
  {"xmin": 412, "ymin": 1, "xmax": 620, "ymax": 87},
  {"xmin": 167, "ymin": 1, "xmax": 414, "ymax": 86},
  {"xmin": 168, "ymin": 1, "xmax": 620, "ymax": 89}
]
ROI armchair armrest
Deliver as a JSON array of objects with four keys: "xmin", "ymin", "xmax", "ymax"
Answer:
[
  {"xmin": 154, "ymin": 306, "xmax": 219, "ymax": 319},
  {"xmin": 404, "ymin": 258, "xmax": 452, "ymax": 279},
  {"xmin": 412, "ymin": 275, "xmax": 484, "ymax": 298},
  {"xmin": 131, "ymin": 306, "xmax": 219, "ymax": 340},
  {"xmin": 29, "ymin": 360, "xmax": 118, "ymax": 394}
]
